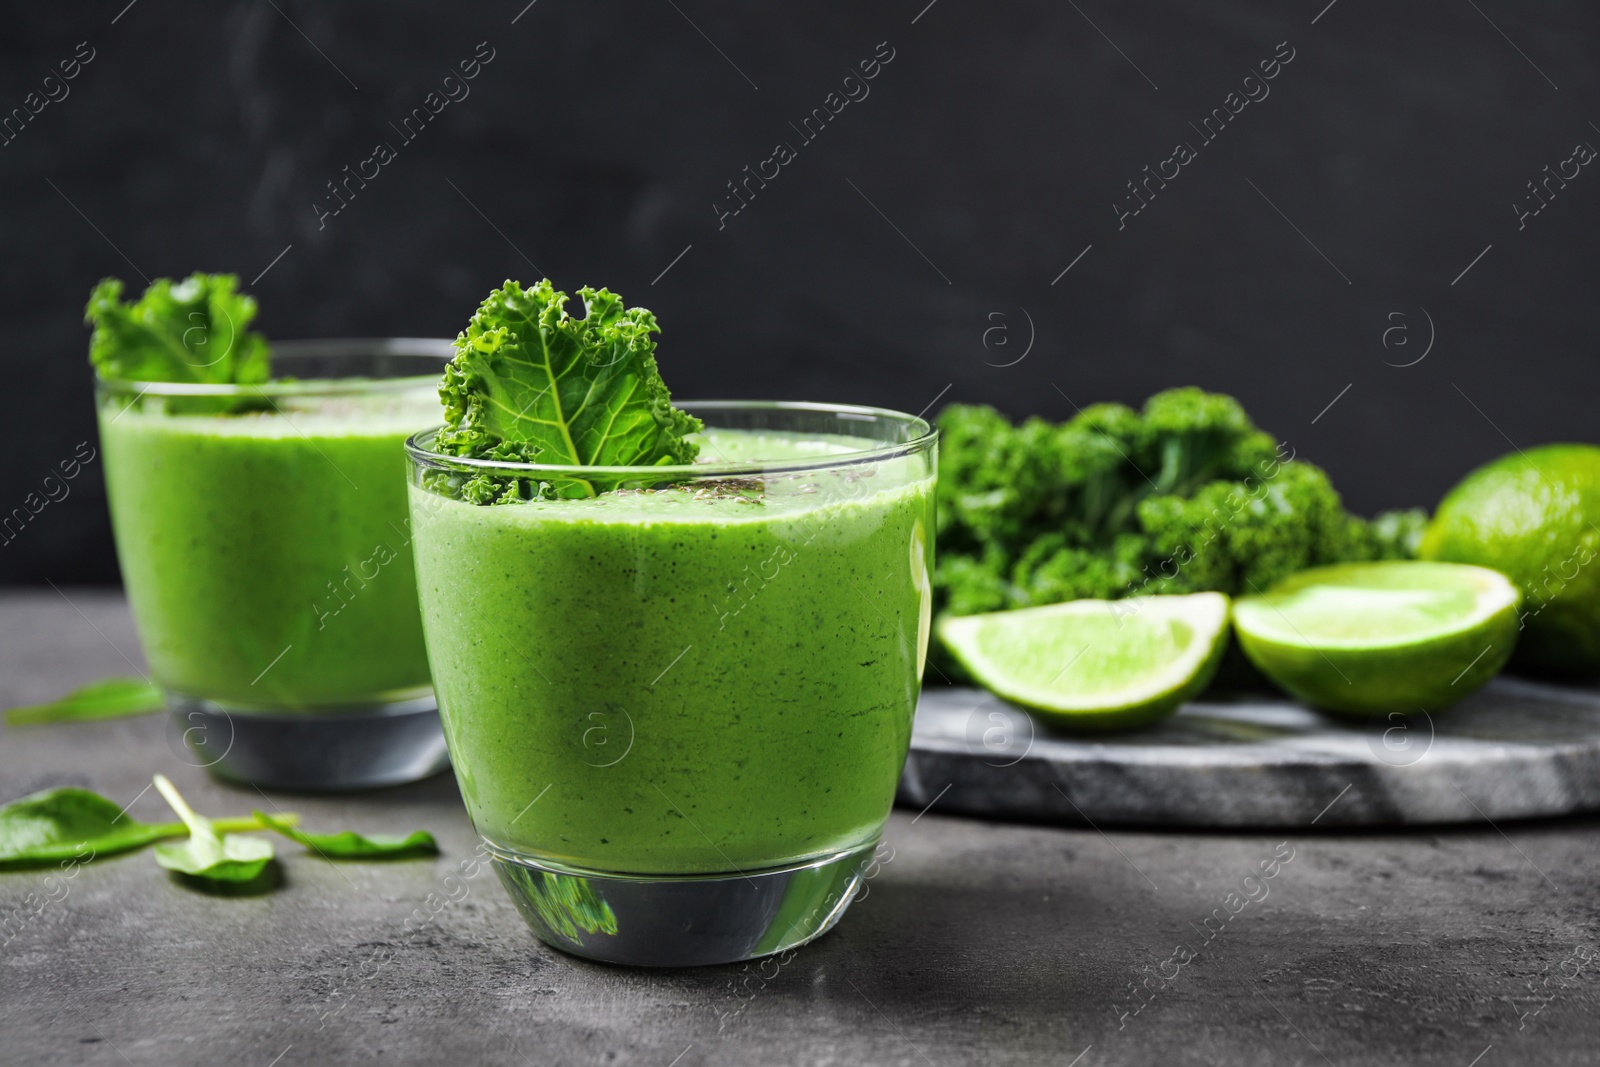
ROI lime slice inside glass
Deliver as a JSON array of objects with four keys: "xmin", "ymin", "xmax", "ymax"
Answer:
[
  {"xmin": 936, "ymin": 592, "xmax": 1231, "ymax": 731},
  {"xmin": 1232, "ymin": 561, "xmax": 1521, "ymax": 716}
]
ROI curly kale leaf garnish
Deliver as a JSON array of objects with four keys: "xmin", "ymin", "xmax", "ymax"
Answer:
[
  {"xmin": 86, "ymin": 273, "xmax": 270, "ymax": 385},
  {"xmin": 435, "ymin": 279, "xmax": 701, "ymax": 501}
]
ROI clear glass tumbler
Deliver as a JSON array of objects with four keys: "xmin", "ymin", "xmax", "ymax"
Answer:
[
  {"xmin": 406, "ymin": 401, "xmax": 937, "ymax": 965},
  {"xmin": 96, "ymin": 339, "xmax": 451, "ymax": 790}
]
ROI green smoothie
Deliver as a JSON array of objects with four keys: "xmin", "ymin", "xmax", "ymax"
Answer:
[
  {"xmin": 100, "ymin": 391, "xmax": 438, "ymax": 708},
  {"xmin": 410, "ymin": 429, "xmax": 935, "ymax": 875}
]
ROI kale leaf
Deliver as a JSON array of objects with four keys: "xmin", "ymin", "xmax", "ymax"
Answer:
[
  {"xmin": 86, "ymin": 274, "xmax": 270, "ymax": 385},
  {"xmin": 933, "ymin": 388, "xmax": 1427, "ymax": 630},
  {"xmin": 435, "ymin": 279, "xmax": 701, "ymax": 501}
]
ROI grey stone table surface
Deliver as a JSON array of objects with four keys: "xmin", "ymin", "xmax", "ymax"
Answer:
[{"xmin": 2, "ymin": 591, "xmax": 1598, "ymax": 1067}]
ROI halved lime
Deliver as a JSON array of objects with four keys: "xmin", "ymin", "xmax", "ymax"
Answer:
[
  {"xmin": 936, "ymin": 592, "xmax": 1231, "ymax": 731},
  {"xmin": 1232, "ymin": 561, "xmax": 1520, "ymax": 716}
]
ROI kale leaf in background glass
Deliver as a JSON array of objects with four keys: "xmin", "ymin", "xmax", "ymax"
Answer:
[{"xmin": 86, "ymin": 273, "xmax": 270, "ymax": 385}]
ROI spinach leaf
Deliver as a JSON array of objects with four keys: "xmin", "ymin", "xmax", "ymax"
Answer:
[
  {"xmin": 5, "ymin": 678, "xmax": 163, "ymax": 726},
  {"xmin": 253, "ymin": 811, "xmax": 439, "ymax": 859},
  {"xmin": 151, "ymin": 774, "xmax": 274, "ymax": 883},
  {"xmin": 0, "ymin": 786, "xmax": 280, "ymax": 869},
  {"xmin": 0, "ymin": 788, "xmax": 162, "ymax": 869}
]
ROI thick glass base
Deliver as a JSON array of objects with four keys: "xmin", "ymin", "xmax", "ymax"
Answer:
[
  {"xmin": 489, "ymin": 840, "xmax": 877, "ymax": 967},
  {"xmin": 168, "ymin": 693, "xmax": 449, "ymax": 791}
]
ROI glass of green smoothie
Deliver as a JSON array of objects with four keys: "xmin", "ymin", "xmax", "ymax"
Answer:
[
  {"xmin": 406, "ymin": 400, "xmax": 937, "ymax": 966},
  {"xmin": 93, "ymin": 276, "xmax": 452, "ymax": 790}
]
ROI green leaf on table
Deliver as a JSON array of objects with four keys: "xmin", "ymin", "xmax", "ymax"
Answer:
[
  {"xmin": 151, "ymin": 774, "xmax": 274, "ymax": 883},
  {"xmin": 253, "ymin": 811, "xmax": 439, "ymax": 859},
  {"xmin": 86, "ymin": 273, "xmax": 271, "ymax": 385},
  {"xmin": 5, "ymin": 677, "xmax": 163, "ymax": 726},
  {"xmin": 0, "ymin": 786, "xmax": 280, "ymax": 870},
  {"xmin": 0, "ymin": 788, "xmax": 165, "ymax": 869},
  {"xmin": 435, "ymin": 279, "xmax": 701, "ymax": 501}
]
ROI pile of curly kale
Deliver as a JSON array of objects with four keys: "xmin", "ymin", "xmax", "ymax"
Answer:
[{"xmin": 934, "ymin": 388, "xmax": 1426, "ymax": 619}]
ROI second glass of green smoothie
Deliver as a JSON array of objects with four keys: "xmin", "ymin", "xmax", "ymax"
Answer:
[
  {"xmin": 406, "ymin": 401, "xmax": 937, "ymax": 966},
  {"xmin": 97, "ymin": 339, "xmax": 451, "ymax": 789}
]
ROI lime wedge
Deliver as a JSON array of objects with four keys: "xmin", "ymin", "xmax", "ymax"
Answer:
[
  {"xmin": 937, "ymin": 592, "xmax": 1231, "ymax": 731},
  {"xmin": 1232, "ymin": 561, "xmax": 1521, "ymax": 716}
]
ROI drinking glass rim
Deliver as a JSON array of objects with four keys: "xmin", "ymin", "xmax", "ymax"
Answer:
[
  {"xmin": 406, "ymin": 400, "xmax": 938, "ymax": 479},
  {"xmin": 93, "ymin": 337, "xmax": 453, "ymax": 399}
]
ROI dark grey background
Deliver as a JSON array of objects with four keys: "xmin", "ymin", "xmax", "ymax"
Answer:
[{"xmin": 3, "ymin": 0, "xmax": 1596, "ymax": 584}]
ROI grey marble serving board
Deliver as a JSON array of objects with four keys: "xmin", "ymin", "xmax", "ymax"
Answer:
[{"xmin": 898, "ymin": 678, "xmax": 1600, "ymax": 828}]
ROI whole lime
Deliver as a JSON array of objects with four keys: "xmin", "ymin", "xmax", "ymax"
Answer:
[{"xmin": 1419, "ymin": 444, "xmax": 1600, "ymax": 677}]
